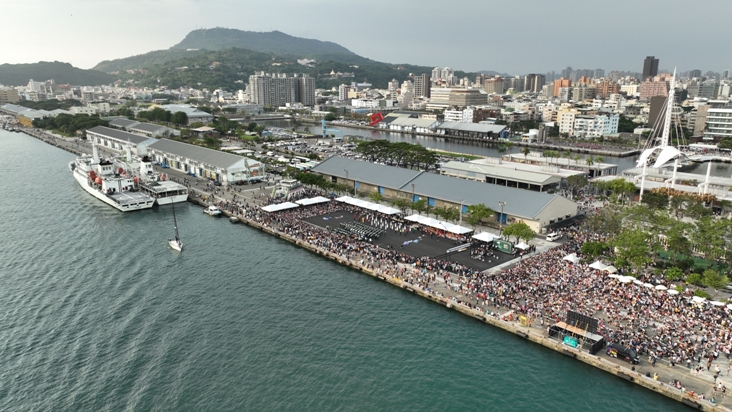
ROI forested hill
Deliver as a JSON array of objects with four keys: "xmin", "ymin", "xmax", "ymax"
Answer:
[
  {"xmin": 95, "ymin": 47, "xmax": 468, "ymax": 91},
  {"xmin": 0, "ymin": 61, "xmax": 116, "ymax": 86},
  {"xmin": 93, "ymin": 28, "xmax": 373, "ymax": 73},
  {"xmin": 172, "ymin": 28, "xmax": 358, "ymax": 59}
]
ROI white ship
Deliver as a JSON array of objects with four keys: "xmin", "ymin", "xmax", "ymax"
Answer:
[
  {"xmin": 111, "ymin": 148, "xmax": 189, "ymax": 206},
  {"xmin": 139, "ymin": 178, "xmax": 189, "ymax": 205},
  {"xmin": 68, "ymin": 144, "xmax": 155, "ymax": 212}
]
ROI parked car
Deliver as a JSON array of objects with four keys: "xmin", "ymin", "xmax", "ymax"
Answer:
[{"xmin": 546, "ymin": 232, "xmax": 563, "ymax": 241}]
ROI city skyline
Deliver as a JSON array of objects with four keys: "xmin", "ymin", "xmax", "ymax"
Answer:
[{"xmin": 1, "ymin": 0, "xmax": 730, "ymax": 75}]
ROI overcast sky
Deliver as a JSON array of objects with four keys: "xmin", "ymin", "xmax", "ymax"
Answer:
[{"xmin": 2, "ymin": 0, "xmax": 730, "ymax": 75}]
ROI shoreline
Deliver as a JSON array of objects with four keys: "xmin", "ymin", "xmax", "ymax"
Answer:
[
  {"xmin": 16, "ymin": 125, "xmax": 729, "ymax": 412},
  {"xmin": 318, "ymin": 122, "xmax": 640, "ymax": 157}
]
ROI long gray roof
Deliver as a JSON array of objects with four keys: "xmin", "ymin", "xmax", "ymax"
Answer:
[
  {"xmin": 313, "ymin": 156, "xmax": 566, "ymax": 219},
  {"xmin": 130, "ymin": 123, "xmax": 166, "ymax": 133},
  {"xmin": 312, "ymin": 156, "xmax": 423, "ymax": 189},
  {"xmin": 148, "ymin": 139, "xmax": 249, "ymax": 169},
  {"xmin": 109, "ymin": 118, "xmax": 138, "ymax": 129},
  {"xmin": 437, "ymin": 122, "xmax": 506, "ymax": 133},
  {"xmin": 87, "ymin": 126, "xmax": 151, "ymax": 144}
]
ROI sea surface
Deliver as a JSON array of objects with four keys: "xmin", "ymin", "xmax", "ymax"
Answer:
[{"xmin": 0, "ymin": 129, "xmax": 686, "ymax": 411}]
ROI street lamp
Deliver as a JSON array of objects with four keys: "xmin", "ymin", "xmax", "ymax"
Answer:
[
  {"xmin": 458, "ymin": 199, "xmax": 465, "ymax": 227},
  {"xmin": 498, "ymin": 201, "xmax": 506, "ymax": 236}
]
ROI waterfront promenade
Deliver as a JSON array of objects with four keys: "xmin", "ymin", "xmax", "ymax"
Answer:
[{"xmin": 19, "ymin": 125, "xmax": 732, "ymax": 411}]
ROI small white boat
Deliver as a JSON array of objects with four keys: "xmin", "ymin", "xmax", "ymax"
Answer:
[
  {"xmin": 168, "ymin": 201, "xmax": 183, "ymax": 251},
  {"xmin": 203, "ymin": 205, "xmax": 222, "ymax": 216},
  {"xmin": 229, "ymin": 216, "xmax": 240, "ymax": 223}
]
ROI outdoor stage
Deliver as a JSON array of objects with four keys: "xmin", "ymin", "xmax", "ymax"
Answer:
[{"xmin": 302, "ymin": 210, "xmax": 516, "ymax": 271}]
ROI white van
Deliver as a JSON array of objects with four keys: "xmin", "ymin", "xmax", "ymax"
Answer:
[{"xmin": 546, "ymin": 232, "xmax": 562, "ymax": 241}]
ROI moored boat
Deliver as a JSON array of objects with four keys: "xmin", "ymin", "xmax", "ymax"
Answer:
[
  {"xmin": 69, "ymin": 144, "xmax": 155, "ymax": 212},
  {"xmin": 203, "ymin": 205, "xmax": 222, "ymax": 216}
]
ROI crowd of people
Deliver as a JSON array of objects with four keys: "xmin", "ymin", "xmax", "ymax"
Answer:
[{"xmin": 199, "ymin": 184, "xmax": 732, "ymax": 403}]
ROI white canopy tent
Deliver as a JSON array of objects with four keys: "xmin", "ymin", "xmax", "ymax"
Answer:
[
  {"xmin": 562, "ymin": 253, "xmax": 580, "ymax": 264},
  {"xmin": 473, "ymin": 232, "xmax": 500, "ymax": 243},
  {"xmin": 602, "ymin": 265, "xmax": 618, "ymax": 274},
  {"xmin": 404, "ymin": 214, "xmax": 473, "ymax": 235},
  {"xmin": 261, "ymin": 202, "xmax": 300, "ymax": 212},
  {"xmin": 295, "ymin": 196, "xmax": 331, "ymax": 206},
  {"xmin": 515, "ymin": 242, "xmax": 530, "ymax": 250},
  {"xmin": 335, "ymin": 196, "xmax": 401, "ymax": 215},
  {"xmin": 589, "ymin": 261, "xmax": 607, "ymax": 270}
]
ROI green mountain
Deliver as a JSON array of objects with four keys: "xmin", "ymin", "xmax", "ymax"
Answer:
[
  {"xmin": 103, "ymin": 47, "xmax": 461, "ymax": 91},
  {"xmin": 93, "ymin": 28, "xmax": 373, "ymax": 73},
  {"xmin": 172, "ymin": 28, "xmax": 357, "ymax": 59},
  {"xmin": 0, "ymin": 61, "xmax": 116, "ymax": 86},
  {"xmin": 90, "ymin": 28, "xmax": 475, "ymax": 90}
]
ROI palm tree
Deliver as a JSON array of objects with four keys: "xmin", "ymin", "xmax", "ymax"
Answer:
[
  {"xmin": 586, "ymin": 156, "xmax": 594, "ymax": 167},
  {"xmin": 595, "ymin": 156, "xmax": 604, "ymax": 164},
  {"xmin": 573, "ymin": 154, "xmax": 581, "ymax": 166},
  {"xmin": 522, "ymin": 147, "xmax": 531, "ymax": 162},
  {"xmin": 563, "ymin": 150, "xmax": 572, "ymax": 166}
]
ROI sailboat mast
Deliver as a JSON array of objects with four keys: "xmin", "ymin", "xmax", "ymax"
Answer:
[
  {"xmin": 659, "ymin": 68, "xmax": 676, "ymax": 148},
  {"xmin": 172, "ymin": 202, "xmax": 180, "ymax": 240}
]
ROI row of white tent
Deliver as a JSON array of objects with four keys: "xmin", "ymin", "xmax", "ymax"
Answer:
[
  {"xmin": 261, "ymin": 196, "xmax": 331, "ymax": 212},
  {"xmin": 404, "ymin": 214, "xmax": 473, "ymax": 235},
  {"xmin": 335, "ymin": 196, "xmax": 402, "ymax": 215},
  {"xmin": 560, "ymin": 254, "xmax": 620, "ymax": 273}
]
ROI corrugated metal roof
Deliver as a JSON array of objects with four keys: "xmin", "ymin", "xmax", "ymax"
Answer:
[
  {"xmin": 86, "ymin": 126, "xmax": 151, "ymax": 144},
  {"xmin": 404, "ymin": 172, "xmax": 560, "ymax": 219},
  {"xmin": 389, "ymin": 117, "xmax": 438, "ymax": 128},
  {"xmin": 312, "ymin": 156, "xmax": 571, "ymax": 219},
  {"xmin": 441, "ymin": 161, "xmax": 561, "ymax": 186},
  {"xmin": 312, "ymin": 156, "xmax": 423, "ymax": 188},
  {"xmin": 110, "ymin": 118, "xmax": 138, "ymax": 128},
  {"xmin": 148, "ymin": 139, "xmax": 252, "ymax": 169},
  {"xmin": 437, "ymin": 122, "xmax": 506, "ymax": 133},
  {"xmin": 130, "ymin": 123, "xmax": 166, "ymax": 133}
]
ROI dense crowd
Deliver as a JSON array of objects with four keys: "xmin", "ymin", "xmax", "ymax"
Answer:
[{"xmin": 204, "ymin": 186, "xmax": 732, "ymax": 401}]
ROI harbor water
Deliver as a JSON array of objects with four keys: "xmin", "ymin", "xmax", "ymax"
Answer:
[{"xmin": 0, "ymin": 129, "xmax": 687, "ymax": 411}]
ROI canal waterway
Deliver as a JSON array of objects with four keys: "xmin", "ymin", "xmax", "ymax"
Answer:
[
  {"xmin": 0, "ymin": 129, "xmax": 687, "ymax": 411},
  {"xmin": 263, "ymin": 119, "xmax": 732, "ymax": 178}
]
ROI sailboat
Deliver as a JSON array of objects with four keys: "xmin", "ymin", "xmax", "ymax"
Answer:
[{"xmin": 168, "ymin": 201, "xmax": 183, "ymax": 252}]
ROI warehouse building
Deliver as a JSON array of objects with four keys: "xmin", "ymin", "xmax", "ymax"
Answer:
[{"xmin": 311, "ymin": 156, "xmax": 577, "ymax": 232}]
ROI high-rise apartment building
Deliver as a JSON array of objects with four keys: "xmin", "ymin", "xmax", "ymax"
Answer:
[
  {"xmin": 689, "ymin": 69, "xmax": 702, "ymax": 78},
  {"xmin": 595, "ymin": 80, "xmax": 620, "ymax": 98},
  {"xmin": 414, "ymin": 73, "xmax": 431, "ymax": 98},
  {"xmin": 523, "ymin": 74, "xmax": 546, "ymax": 93},
  {"xmin": 553, "ymin": 78, "xmax": 572, "ymax": 96},
  {"xmin": 639, "ymin": 79, "xmax": 668, "ymax": 101},
  {"xmin": 642, "ymin": 56, "xmax": 659, "ymax": 80},
  {"xmin": 483, "ymin": 77, "xmax": 504, "ymax": 94},
  {"xmin": 248, "ymin": 72, "xmax": 316, "ymax": 107},
  {"xmin": 431, "ymin": 67, "xmax": 441, "ymax": 82},
  {"xmin": 0, "ymin": 88, "xmax": 20, "ymax": 104}
]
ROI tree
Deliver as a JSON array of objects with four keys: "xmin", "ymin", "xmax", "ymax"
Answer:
[
  {"xmin": 413, "ymin": 198, "xmax": 428, "ymax": 214},
  {"xmin": 391, "ymin": 198, "xmax": 410, "ymax": 213},
  {"xmin": 522, "ymin": 147, "xmax": 531, "ymax": 161},
  {"xmin": 566, "ymin": 175, "xmax": 588, "ymax": 199},
  {"xmin": 665, "ymin": 267, "xmax": 684, "ymax": 281},
  {"xmin": 171, "ymin": 111, "xmax": 189, "ymax": 126},
  {"xmin": 581, "ymin": 241, "xmax": 609, "ymax": 258},
  {"xmin": 702, "ymin": 269, "xmax": 729, "ymax": 297},
  {"xmin": 369, "ymin": 191, "xmax": 384, "ymax": 203},
  {"xmin": 324, "ymin": 112, "xmax": 337, "ymax": 121},
  {"xmin": 502, "ymin": 222, "xmax": 536, "ymax": 243},
  {"xmin": 464, "ymin": 204, "xmax": 494, "ymax": 229},
  {"xmin": 686, "ymin": 273, "xmax": 703, "ymax": 286},
  {"xmin": 641, "ymin": 191, "xmax": 669, "ymax": 210},
  {"xmin": 610, "ymin": 227, "xmax": 655, "ymax": 275},
  {"xmin": 585, "ymin": 156, "xmax": 594, "ymax": 167}
]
